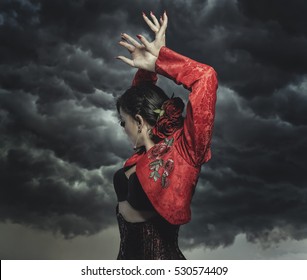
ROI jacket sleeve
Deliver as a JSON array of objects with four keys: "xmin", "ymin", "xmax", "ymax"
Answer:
[
  {"xmin": 132, "ymin": 69, "xmax": 158, "ymax": 86},
  {"xmin": 155, "ymin": 47, "xmax": 218, "ymax": 166}
]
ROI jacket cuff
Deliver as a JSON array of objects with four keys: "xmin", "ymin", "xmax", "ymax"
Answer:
[
  {"xmin": 132, "ymin": 69, "xmax": 158, "ymax": 86},
  {"xmin": 155, "ymin": 46, "xmax": 170, "ymax": 77},
  {"xmin": 155, "ymin": 46, "xmax": 189, "ymax": 82}
]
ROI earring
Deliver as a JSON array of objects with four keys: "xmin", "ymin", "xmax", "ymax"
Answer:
[{"xmin": 134, "ymin": 127, "xmax": 142, "ymax": 150}]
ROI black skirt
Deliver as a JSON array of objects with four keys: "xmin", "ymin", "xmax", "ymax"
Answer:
[{"xmin": 116, "ymin": 206, "xmax": 186, "ymax": 260}]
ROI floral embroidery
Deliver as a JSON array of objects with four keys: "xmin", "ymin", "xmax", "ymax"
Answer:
[
  {"xmin": 161, "ymin": 171, "xmax": 169, "ymax": 188},
  {"xmin": 148, "ymin": 138, "xmax": 174, "ymax": 188},
  {"xmin": 149, "ymin": 142, "xmax": 168, "ymax": 160},
  {"xmin": 148, "ymin": 137, "xmax": 174, "ymax": 160},
  {"xmin": 164, "ymin": 159, "xmax": 174, "ymax": 174},
  {"xmin": 161, "ymin": 159, "xmax": 174, "ymax": 188},
  {"xmin": 149, "ymin": 159, "xmax": 163, "ymax": 182}
]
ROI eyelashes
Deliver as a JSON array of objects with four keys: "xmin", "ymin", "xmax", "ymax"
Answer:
[{"xmin": 119, "ymin": 120, "xmax": 126, "ymax": 127}]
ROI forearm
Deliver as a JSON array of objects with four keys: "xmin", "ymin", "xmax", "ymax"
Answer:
[
  {"xmin": 155, "ymin": 47, "xmax": 216, "ymax": 89},
  {"xmin": 155, "ymin": 46, "xmax": 218, "ymax": 166}
]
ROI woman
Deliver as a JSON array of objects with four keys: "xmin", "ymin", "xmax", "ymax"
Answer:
[{"xmin": 114, "ymin": 11, "xmax": 218, "ymax": 259}]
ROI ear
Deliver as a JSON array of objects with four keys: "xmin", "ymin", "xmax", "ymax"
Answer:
[{"xmin": 135, "ymin": 114, "xmax": 144, "ymax": 126}]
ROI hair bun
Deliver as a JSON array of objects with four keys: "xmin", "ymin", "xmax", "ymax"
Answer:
[
  {"xmin": 162, "ymin": 97, "xmax": 184, "ymax": 119},
  {"xmin": 151, "ymin": 97, "xmax": 184, "ymax": 139}
]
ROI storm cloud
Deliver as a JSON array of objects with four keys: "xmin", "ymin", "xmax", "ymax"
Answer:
[{"xmin": 1, "ymin": 0, "xmax": 307, "ymax": 259}]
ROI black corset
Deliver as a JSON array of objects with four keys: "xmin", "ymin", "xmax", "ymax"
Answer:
[{"xmin": 116, "ymin": 206, "xmax": 186, "ymax": 260}]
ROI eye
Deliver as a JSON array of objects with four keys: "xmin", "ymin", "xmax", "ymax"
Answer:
[{"xmin": 119, "ymin": 120, "xmax": 126, "ymax": 127}]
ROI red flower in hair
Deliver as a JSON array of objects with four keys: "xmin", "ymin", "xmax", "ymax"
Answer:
[
  {"xmin": 151, "ymin": 97, "xmax": 184, "ymax": 139},
  {"xmin": 152, "ymin": 117, "xmax": 181, "ymax": 137},
  {"xmin": 163, "ymin": 98, "xmax": 183, "ymax": 120}
]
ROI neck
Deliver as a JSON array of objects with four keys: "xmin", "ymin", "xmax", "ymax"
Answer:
[{"xmin": 144, "ymin": 138, "xmax": 155, "ymax": 152}]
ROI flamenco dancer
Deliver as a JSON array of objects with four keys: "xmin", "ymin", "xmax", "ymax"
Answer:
[{"xmin": 114, "ymin": 11, "xmax": 218, "ymax": 259}]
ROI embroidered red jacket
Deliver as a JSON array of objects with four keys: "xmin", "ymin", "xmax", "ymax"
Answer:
[{"xmin": 124, "ymin": 46, "xmax": 218, "ymax": 225}]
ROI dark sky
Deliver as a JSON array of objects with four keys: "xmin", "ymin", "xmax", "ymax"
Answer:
[{"xmin": 1, "ymin": 0, "xmax": 307, "ymax": 259}]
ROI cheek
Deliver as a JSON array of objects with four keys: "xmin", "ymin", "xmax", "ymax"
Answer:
[
  {"xmin": 124, "ymin": 124, "xmax": 134, "ymax": 138},
  {"xmin": 124, "ymin": 127, "xmax": 129, "ymax": 136}
]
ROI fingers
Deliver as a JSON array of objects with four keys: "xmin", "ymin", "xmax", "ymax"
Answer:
[
  {"xmin": 116, "ymin": 55, "xmax": 135, "ymax": 67},
  {"xmin": 157, "ymin": 11, "xmax": 168, "ymax": 38},
  {"xmin": 150, "ymin": 11, "xmax": 160, "ymax": 29},
  {"xmin": 142, "ymin": 12, "xmax": 159, "ymax": 33},
  {"xmin": 118, "ymin": 40, "xmax": 135, "ymax": 53},
  {"xmin": 121, "ymin": 33, "xmax": 142, "ymax": 48},
  {"xmin": 143, "ymin": 11, "xmax": 168, "ymax": 37},
  {"xmin": 136, "ymin": 34, "xmax": 150, "ymax": 49},
  {"xmin": 116, "ymin": 11, "xmax": 168, "ymax": 63}
]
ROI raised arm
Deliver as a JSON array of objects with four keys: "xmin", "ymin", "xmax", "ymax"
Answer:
[
  {"xmin": 117, "ymin": 12, "xmax": 218, "ymax": 166},
  {"xmin": 132, "ymin": 69, "xmax": 157, "ymax": 86},
  {"xmin": 155, "ymin": 47, "xmax": 218, "ymax": 166}
]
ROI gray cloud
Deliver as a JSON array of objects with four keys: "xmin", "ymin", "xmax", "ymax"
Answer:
[{"xmin": 1, "ymin": 0, "xmax": 307, "ymax": 258}]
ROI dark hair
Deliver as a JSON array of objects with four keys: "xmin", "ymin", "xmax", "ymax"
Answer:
[
  {"xmin": 116, "ymin": 83, "xmax": 184, "ymax": 142},
  {"xmin": 116, "ymin": 83, "xmax": 169, "ymax": 126}
]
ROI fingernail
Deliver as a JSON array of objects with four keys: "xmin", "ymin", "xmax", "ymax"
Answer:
[
  {"xmin": 150, "ymin": 11, "xmax": 154, "ymax": 15},
  {"xmin": 142, "ymin": 11, "xmax": 146, "ymax": 17},
  {"xmin": 136, "ymin": 34, "xmax": 142, "ymax": 39}
]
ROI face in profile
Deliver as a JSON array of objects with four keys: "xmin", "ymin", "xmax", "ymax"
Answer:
[{"xmin": 119, "ymin": 108, "xmax": 141, "ymax": 147}]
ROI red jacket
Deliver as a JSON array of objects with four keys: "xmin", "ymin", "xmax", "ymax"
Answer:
[{"xmin": 124, "ymin": 46, "xmax": 218, "ymax": 225}]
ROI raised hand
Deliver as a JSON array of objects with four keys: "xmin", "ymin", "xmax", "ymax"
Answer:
[
  {"xmin": 116, "ymin": 11, "xmax": 168, "ymax": 72},
  {"xmin": 139, "ymin": 11, "xmax": 168, "ymax": 57},
  {"xmin": 117, "ymin": 33, "xmax": 157, "ymax": 72}
]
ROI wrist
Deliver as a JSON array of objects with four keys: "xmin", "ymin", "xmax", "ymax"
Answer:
[
  {"xmin": 153, "ymin": 46, "xmax": 164, "ymax": 57},
  {"xmin": 147, "ymin": 54, "xmax": 158, "ymax": 72},
  {"xmin": 137, "ymin": 56, "xmax": 157, "ymax": 72}
]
